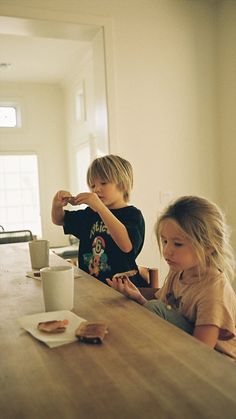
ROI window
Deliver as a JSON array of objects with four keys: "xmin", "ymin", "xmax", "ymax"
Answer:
[
  {"xmin": 0, "ymin": 104, "xmax": 21, "ymax": 128},
  {"xmin": 75, "ymin": 82, "xmax": 86, "ymax": 123},
  {"xmin": 0, "ymin": 154, "xmax": 42, "ymax": 236}
]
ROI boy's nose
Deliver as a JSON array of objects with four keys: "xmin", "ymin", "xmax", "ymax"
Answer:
[{"xmin": 93, "ymin": 185, "xmax": 101, "ymax": 194}]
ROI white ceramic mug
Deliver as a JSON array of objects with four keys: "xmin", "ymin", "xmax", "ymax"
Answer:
[
  {"xmin": 40, "ymin": 266, "xmax": 74, "ymax": 311},
  {"xmin": 29, "ymin": 239, "xmax": 49, "ymax": 270}
]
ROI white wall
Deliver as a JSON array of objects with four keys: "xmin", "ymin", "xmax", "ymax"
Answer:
[
  {"xmin": 105, "ymin": 0, "xmax": 219, "ymax": 277},
  {"xmin": 0, "ymin": 82, "xmax": 69, "ymax": 246},
  {"xmin": 217, "ymin": 2, "xmax": 236, "ymax": 252},
  {"xmin": 0, "ymin": 0, "xmax": 236, "ymax": 283}
]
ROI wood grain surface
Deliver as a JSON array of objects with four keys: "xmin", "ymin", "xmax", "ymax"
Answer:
[{"xmin": 0, "ymin": 243, "xmax": 236, "ymax": 419}]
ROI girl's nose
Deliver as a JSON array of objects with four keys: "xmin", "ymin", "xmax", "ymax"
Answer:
[{"xmin": 164, "ymin": 243, "xmax": 173, "ymax": 257}]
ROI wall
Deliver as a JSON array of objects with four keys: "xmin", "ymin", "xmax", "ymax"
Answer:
[
  {"xmin": 217, "ymin": 1, "xmax": 236, "ymax": 253},
  {"xmin": 0, "ymin": 82, "xmax": 69, "ymax": 246},
  {"xmin": 0, "ymin": 0, "xmax": 235, "ymax": 283},
  {"xmin": 106, "ymin": 0, "xmax": 219, "ymax": 278}
]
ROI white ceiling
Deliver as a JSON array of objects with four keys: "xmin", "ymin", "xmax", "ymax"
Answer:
[
  {"xmin": 0, "ymin": 17, "xmax": 100, "ymax": 84},
  {"xmin": 0, "ymin": 34, "xmax": 91, "ymax": 84}
]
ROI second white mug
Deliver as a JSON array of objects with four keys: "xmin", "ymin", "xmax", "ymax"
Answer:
[{"xmin": 29, "ymin": 239, "xmax": 49, "ymax": 270}]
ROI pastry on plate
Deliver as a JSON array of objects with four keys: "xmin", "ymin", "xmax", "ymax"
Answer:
[{"xmin": 37, "ymin": 319, "xmax": 69, "ymax": 333}]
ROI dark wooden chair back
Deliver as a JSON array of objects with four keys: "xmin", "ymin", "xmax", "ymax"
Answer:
[
  {"xmin": 138, "ymin": 266, "xmax": 159, "ymax": 288},
  {"xmin": 0, "ymin": 230, "xmax": 33, "ymax": 244},
  {"xmin": 138, "ymin": 266, "xmax": 159, "ymax": 300}
]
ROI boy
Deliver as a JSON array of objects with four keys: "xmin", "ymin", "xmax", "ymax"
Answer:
[{"xmin": 51, "ymin": 154, "xmax": 147, "ymax": 286}]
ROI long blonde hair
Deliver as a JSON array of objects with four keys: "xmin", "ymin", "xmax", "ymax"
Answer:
[
  {"xmin": 155, "ymin": 196, "xmax": 235, "ymax": 282},
  {"xmin": 87, "ymin": 154, "xmax": 133, "ymax": 202}
]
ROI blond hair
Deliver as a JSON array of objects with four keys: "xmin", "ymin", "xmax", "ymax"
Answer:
[
  {"xmin": 87, "ymin": 154, "xmax": 133, "ymax": 202},
  {"xmin": 155, "ymin": 195, "xmax": 235, "ymax": 282}
]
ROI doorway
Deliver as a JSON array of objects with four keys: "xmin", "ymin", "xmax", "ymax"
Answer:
[{"xmin": 0, "ymin": 14, "xmax": 110, "ymax": 244}]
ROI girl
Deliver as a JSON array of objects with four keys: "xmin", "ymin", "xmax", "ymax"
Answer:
[
  {"xmin": 52, "ymin": 154, "xmax": 148, "ymax": 287},
  {"xmin": 107, "ymin": 196, "xmax": 236, "ymax": 360}
]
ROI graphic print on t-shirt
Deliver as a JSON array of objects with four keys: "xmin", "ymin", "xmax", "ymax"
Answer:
[
  {"xmin": 166, "ymin": 292, "xmax": 182, "ymax": 309},
  {"xmin": 83, "ymin": 219, "xmax": 111, "ymax": 277}
]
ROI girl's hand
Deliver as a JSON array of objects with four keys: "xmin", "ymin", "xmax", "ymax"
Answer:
[
  {"xmin": 106, "ymin": 276, "xmax": 147, "ymax": 305},
  {"xmin": 72, "ymin": 192, "xmax": 104, "ymax": 212}
]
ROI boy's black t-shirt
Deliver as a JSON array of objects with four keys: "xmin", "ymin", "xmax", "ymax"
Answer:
[{"xmin": 63, "ymin": 205, "xmax": 147, "ymax": 286}]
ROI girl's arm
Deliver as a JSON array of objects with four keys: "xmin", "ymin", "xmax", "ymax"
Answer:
[
  {"xmin": 193, "ymin": 325, "xmax": 220, "ymax": 348},
  {"xmin": 106, "ymin": 276, "xmax": 148, "ymax": 305}
]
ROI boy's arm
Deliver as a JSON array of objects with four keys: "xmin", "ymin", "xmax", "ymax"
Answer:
[
  {"xmin": 73, "ymin": 192, "xmax": 133, "ymax": 252},
  {"xmin": 51, "ymin": 190, "xmax": 72, "ymax": 226},
  {"xmin": 97, "ymin": 204, "xmax": 132, "ymax": 253}
]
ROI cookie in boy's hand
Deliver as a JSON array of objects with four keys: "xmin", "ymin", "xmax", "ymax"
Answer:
[
  {"xmin": 75, "ymin": 321, "xmax": 108, "ymax": 344},
  {"xmin": 67, "ymin": 196, "xmax": 76, "ymax": 205}
]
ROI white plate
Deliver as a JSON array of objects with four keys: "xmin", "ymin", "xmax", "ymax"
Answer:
[
  {"xmin": 18, "ymin": 310, "xmax": 86, "ymax": 348},
  {"xmin": 26, "ymin": 270, "xmax": 41, "ymax": 280}
]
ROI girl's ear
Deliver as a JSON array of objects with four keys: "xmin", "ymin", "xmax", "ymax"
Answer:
[
  {"xmin": 207, "ymin": 246, "xmax": 215, "ymax": 255},
  {"xmin": 205, "ymin": 246, "xmax": 215, "ymax": 262}
]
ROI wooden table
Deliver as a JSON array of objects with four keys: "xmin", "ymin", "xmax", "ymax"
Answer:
[{"xmin": 1, "ymin": 243, "xmax": 236, "ymax": 419}]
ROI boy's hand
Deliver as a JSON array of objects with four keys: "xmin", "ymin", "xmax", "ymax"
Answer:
[
  {"xmin": 53, "ymin": 190, "xmax": 73, "ymax": 208},
  {"xmin": 72, "ymin": 192, "xmax": 104, "ymax": 212}
]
